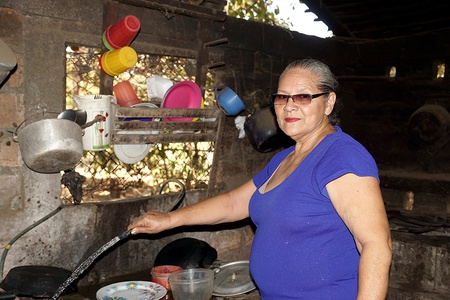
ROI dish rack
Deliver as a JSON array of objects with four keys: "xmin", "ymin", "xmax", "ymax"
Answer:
[
  {"xmin": 112, "ymin": 106, "xmax": 225, "ymax": 196},
  {"xmin": 111, "ymin": 106, "xmax": 224, "ymax": 145}
]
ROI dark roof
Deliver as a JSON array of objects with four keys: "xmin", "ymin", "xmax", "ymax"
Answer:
[{"xmin": 302, "ymin": 0, "xmax": 450, "ymax": 40}]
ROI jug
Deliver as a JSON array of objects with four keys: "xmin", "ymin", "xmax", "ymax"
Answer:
[{"xmin": 73, "ymin": 95, "xmax": 115, "ymax": 151}]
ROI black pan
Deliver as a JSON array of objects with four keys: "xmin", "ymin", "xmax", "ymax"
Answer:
[
  {"xmin": 0, "ymin": 265, "xmax": 77, "ymax": 298},
  {"xmin": 154, "ymin": 237, "xmax": 217, "ymax": 269}
]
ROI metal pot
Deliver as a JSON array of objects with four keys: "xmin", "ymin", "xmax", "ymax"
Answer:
[
  {"xmin": 408, "ymin": 104, "xmax": 450, "ymax": 148},
  {"xmin": 15, "ymin": 118, "xmax": 83, "ymax": 173},
  {"xmin": 244, "ymin": 106, "xmax": 293, "ymax": 153}
]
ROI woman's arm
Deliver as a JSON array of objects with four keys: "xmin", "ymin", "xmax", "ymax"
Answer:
[
  {"xmin": 128, "ymin": 179, "xmax": 256, "ymax": 235},
  {"xmin": 326, "ymin": 173, "xmax": 392, "ymax": 300}
]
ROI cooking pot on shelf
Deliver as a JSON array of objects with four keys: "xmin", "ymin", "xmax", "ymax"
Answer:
[{"xmin": 13, "ymin": 114, "xmax": 83, "ymax": 173}]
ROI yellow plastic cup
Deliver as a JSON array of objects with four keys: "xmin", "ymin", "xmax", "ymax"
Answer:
[{"xmin": 100, "ymin": 46, "xmax": 137, "ymax": 76}]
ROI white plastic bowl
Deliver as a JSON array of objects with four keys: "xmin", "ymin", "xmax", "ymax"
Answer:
[{"xmin": 168, "ymin": 268, "xmax": 214, "ymax": 300}]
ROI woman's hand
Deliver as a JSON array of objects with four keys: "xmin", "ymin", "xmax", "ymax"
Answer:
[
  {"xmin": 127, "ymin": 211, "xmax": 172, "ymax": 235},
  {"xmin": 127, "ymin": 180, "xmax": 256, "ymax": 235}
]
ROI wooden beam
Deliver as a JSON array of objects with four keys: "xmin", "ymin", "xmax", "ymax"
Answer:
[
  {"xmin": 118, "ymin": 0, "xmax": 227, "ymax": 21},
  {"xmin": 100, "ymin": 0, "xmax": 118, "ymax": 95}
]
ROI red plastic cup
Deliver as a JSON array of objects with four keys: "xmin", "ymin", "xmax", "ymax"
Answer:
[
  {"xmin": 151, "ymin": 265, "xmax": 183, "ymax": 291},
  {"xmin": 113, "ymin": 81, "xmax": 142, "ymax": 107},
  {"xmin": 103, "ymin": 15, "xmax": 141, "ymax": 50}
]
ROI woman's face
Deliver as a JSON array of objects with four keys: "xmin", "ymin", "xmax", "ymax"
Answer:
[{"xmin": 274, "ymin": 67, "xmax": 336, "ymax": 142}]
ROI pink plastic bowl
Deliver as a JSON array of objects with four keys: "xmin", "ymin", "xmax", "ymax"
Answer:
[{"xmin": 151, "ymin": 265, "xmax": 183, "ymax": 290}]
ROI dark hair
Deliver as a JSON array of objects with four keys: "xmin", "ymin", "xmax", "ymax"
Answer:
[{"xmin": 281, "ymin": 58, "xmax": 342, "ymax": 125}]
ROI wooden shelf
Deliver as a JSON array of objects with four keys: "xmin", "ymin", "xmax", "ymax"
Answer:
[
  {"xmin": 111, "ymin": 106, "xmax": 225, "ymax": 196},
  {"xmin": 111, "ymin": 106, "xmax": 224, "ymax": 145}
]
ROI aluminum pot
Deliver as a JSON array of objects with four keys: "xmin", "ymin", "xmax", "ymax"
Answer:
[{"xmin": 16, "ymin": 118, "xmax": 83, "ymax": 173}]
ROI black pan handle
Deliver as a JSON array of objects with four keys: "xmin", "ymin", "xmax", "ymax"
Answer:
[{"xmin": 117, "ymin": 229, "xmax": 132, "ymax": 240}]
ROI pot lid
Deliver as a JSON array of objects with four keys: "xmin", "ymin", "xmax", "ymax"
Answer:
[{"xmin": 212, "ymin": 260, "xmax": 256, "ymax": 297}]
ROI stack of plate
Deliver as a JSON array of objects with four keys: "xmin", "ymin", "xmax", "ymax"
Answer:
[
  {"xmin": 161, "ymin": 81, "xmax": 203, "ymax": 122},
  {"xmin": 114, "ymin": 103, "xmax": 158, "ymax": 164},
  {"xmin": 96, "ymin": 281, "xmax": 167, "ymax": 300}
]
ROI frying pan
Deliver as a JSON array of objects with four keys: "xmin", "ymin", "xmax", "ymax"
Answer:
[
  {"xmin": 154, "ymin": 237, "xmax": 217, "ymax": 269},
  {"xmin": 0, "ymin": 265, "xmax": 77, "ymax": 298}
]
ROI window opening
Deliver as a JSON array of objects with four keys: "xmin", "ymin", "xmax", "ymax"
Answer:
[
  {"xmin": 63, "ymin": 44, "xmax": 215, "ymax": 204},
  {"xmin": 389, "ymin": 66, "xmax": 396, "ymax": 78},
  {"xmin": 436, "ymin": 62, "xmax": 445, "ymax": 79},
  {"xmin": 226, "ymin": 0, "xmax": 332, "ymax": 38}
]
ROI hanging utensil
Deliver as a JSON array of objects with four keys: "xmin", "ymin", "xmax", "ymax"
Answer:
[
  {"xmin": 57, "ymin": 109, "xmax": 87, "ymax": 126},
  {"xmin": 13, "ymin": 114, "xmax": 83, "ymax": 173}
]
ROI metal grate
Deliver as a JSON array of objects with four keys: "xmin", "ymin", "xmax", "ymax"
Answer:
[{"xmin": 62, "ymin": 44, "xmax": 214, "ymax": 203}]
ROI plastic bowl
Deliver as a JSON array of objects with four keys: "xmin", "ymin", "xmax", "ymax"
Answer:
[
  {"xmin": 214, "ymin": 86, "xmax": 245, "ymax": 116},
  {"xmin": 151, "ymin": 265, "xmax": 183, "ymax": 291},
  {"xmin": 168, "ymin": 268, "xmax": 214, "ymax": 300}
]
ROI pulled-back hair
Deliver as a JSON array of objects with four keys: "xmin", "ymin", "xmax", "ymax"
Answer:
[{"xmin": 281, "ymin": 58, "xmax": 342, "ymax": 125}]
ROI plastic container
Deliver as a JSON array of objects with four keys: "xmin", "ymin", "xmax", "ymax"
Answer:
[
  {"xmin": 99, "ymin": 46, "xmax": 137, "ymax": 77},
  {"xmin": 73, "ymin": 95, "xmax": 115, "ymax": 151},
  {"xmin": 102, "ymin": 15, "xmax": 141, "ymax": 50},
  {"xmin": 168, "ymin": 269, "xmax": 214, "ymax": 300},
  {"xmin": 113, "ymin": 81, "xmax": 141, "ymax": 107},
  {"xmin": 214, "ymin": 86, "xmax": 245, "ymax": 116},
  {"xmin": 151, "ymin": 265, "xmax": 183, "ymax": 291},
  {"xmin": 146, "ymin": 75, "xmax": 173, "ymax": 99}
]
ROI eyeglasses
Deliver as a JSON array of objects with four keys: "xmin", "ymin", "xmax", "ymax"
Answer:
[{"xmin": 271, "ymin": 92, "xmax": 329, "ymax": 105}]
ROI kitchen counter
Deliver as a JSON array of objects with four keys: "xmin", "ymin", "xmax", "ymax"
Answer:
[
  {"xmin": 1, "ymin": 266, "xmax": 260, "ymax": 299},
  {"xmin": 66, "ymin": 269, "xmax": 260, "ymax": 300}
]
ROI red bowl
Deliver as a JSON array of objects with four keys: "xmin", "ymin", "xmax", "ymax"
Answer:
[{"xmin": 151, "ymin": 265, "xmax": 183, "ymax": 290}]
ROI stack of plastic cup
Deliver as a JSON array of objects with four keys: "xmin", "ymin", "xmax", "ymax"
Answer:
[
  {"xmin": 99, "ymin": 46, "xmax": 137, "ymax": 76},
  {"xmin": 113, "ymin": 81, "xmax": 141, "ymax": 107},
  {"xmin": 102, "ymin": 15, "xmax": 141, "ymax": 50}
]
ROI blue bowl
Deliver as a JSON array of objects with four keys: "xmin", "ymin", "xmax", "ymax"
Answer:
[{"xmin": 215, "ymin": 87, "xmax": 245, "ymax": 116}]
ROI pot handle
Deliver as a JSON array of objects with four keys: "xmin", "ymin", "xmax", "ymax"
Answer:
[
  {"xmin": 213, "ymin": 85, "xmax": 226, "ymax": 100},
  {"xmin": 0, "ymin": 290, "xmax": 18, "ymax": 300},
  {"xmin": 11, "ymin": 111, "xmax": 59, "ymax": 142}
]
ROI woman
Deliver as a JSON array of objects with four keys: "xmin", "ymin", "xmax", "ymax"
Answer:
[{"xmin": 128, "ymin": 59, "xmax": 392, "ymax": 299}]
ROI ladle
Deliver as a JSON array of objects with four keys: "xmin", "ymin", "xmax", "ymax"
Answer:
[{"xmin": 57, "ymin": 109, "xmax": 87, "ymax": 126}]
